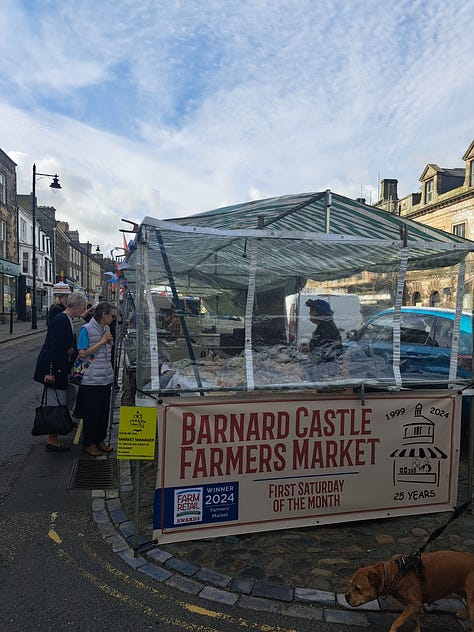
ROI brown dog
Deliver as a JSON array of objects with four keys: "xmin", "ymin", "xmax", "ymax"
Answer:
[{"xmin": 345, "ymin": 550, "xmax": 474, "ymax": 632}]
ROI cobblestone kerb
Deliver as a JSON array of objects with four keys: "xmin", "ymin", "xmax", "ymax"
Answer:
[{"xmin": 91, "ymin": 405, "xmax": 467, "ymax": 627}]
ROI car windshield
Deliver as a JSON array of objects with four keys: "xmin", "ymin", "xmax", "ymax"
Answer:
[{"xmin": 358, "ymin": 311, "xmax": 471, "ymax": 352}]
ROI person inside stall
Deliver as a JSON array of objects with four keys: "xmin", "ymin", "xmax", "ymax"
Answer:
[
  {"xmin": 159, "ymin": 308, "xmax": 182, "ymax": 339},
  {"xmin": 305, "ymin": 298, "xmax": 343, "ymax": 368}
]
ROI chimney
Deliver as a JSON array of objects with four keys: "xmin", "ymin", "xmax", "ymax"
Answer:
[{"xmin": 380, "ymin": 179, "xmax": 398, "ymax": 202}]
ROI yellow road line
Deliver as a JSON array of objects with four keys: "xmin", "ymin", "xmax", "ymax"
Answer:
[
  {"xmin": 79, "ymin": 538, "xmax": 297, "ymax": 632},
  {"xmin": 51, "ymin": 519, "xmax": 298, "ymax": 632},
  {"xmin": 47, "ymin": 512, "xmax": 62, "ymax": 544},
  {"xmin": 73, "ymin": 419, "xmax": 83, "ymax": 444},
  {"xmin": 56, "ymin": 547, "xmax": 227, "ymax": 631}
]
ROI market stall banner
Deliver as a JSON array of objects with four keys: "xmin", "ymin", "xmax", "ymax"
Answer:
[{"xmin": 153, "ymin": 391, "xmax": 461, "ymax": 543}]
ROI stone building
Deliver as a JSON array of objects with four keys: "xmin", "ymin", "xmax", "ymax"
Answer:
[
  {"xmin": 0, "ymin": 149, "xmax": 19, "ymax": 319},
  {"xmin": 375, "ymin": 138, "xmax": 474, "ymax": 309}
]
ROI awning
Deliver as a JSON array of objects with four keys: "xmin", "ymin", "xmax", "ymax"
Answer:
[
  {"xmin": 123, "ymin": 190, "xmax": 474, "ymax": 297},
  {"xmin": 390, "ymin": 446, "xmax": 448, "ymax": 459}
]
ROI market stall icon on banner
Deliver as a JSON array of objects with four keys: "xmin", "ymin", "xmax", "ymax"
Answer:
[{"xmin": 390, "ymin": 403, "xmax": 448, "ymax": 486}]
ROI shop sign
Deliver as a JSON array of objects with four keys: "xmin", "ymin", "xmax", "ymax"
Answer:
[
  {"xmin": 0, "ymin": 258, "xmax": 20, "ymax": 277},
  {"xmin": 153, "ymin": 391, "xmax": 460, "ymax": 543}
]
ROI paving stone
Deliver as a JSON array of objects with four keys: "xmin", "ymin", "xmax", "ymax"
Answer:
[
  {"xmin": 165, "ymin": 574, "xmax": 203, "ymax": 595},
  {"xmin": 425, "ymin": 597, "xmax": 465, "ymax": 613},
  {"xmin": 92, "ymin": 509, "xmax": 109, "ymax": 524},
  {"xmin": 106, "ymin": 497, "xmax": 123, "ymax": 511},
  {"xmin": 92, "ymin": 498, "xmax": 105, "ymax": 511},
  {"xmin": 280, "ymin": 603, "xmax": 324, "ymax": 620},
  {"xmin": 324, "ymin": 607, "xmax": 370, "ymax": 626},
  {"xmin": 109, "ymin": 508, "xmax": 129, "ymax": 524},
  {"xmin": 337, "ymin": 593, "xmax": 379, "ymax": 611},
  {"xmin": 165, "ymin": 557, "xmax": 200, "ymax": 576},
  {"xmin": 199, "ymin": 586, "xmax": 238, "ymax": 606},
  {"xmin": 294, "ymin": 587, "xmax": 335, "ymax": 606},
  {"xmin": 146, "ymin": 547, "xmax": 173, "ymax": 564},
  {"xmin": 252, "ymin": 581, "xmax": 293, "ymax": 602},
  {"xmin": 105, "ymin": 534, "xmax": 129, "ymax": 552},
  {"xmin": 96, "ymin": 521, "xmax": 117, "ymax": 539},
  {"xmin": 138, "ymin": 562, "xmax": 173, "ymax": 582},
  {"xmin": 239, "ymin": 595, "xmax": 281, "ymax": 614},
  {"xmin": 195, "ymin": 567, "xmax": 231, "ymax": 588},
  {"xmin": 116, "ymin": 549, "xmax": 147, "ymax": 569},
  {"xmin": 230, "ymin": 578, "xmax": 255, "ymax": 594},
  {"xmin": 91, "ymin": 489, "xmax": 105, "ymax": 498},
  {"xmin": 118, "ymin": 521, "xmax": 135, "ymax": 537},
  {"xmin": 125, "ymin": 533, "xmax": 149, "ymax": 547}
]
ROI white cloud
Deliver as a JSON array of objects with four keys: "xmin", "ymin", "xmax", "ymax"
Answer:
[{"xmin": 0, "ymin": 0, "xmax": 473, "ymax": 251}]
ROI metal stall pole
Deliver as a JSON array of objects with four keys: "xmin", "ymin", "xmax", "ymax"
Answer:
[
  {"xmin": 154, "ymin": 229, "xmax": 204, "ymax": 394},
  {"xmin": 468, "ymin": 303, "xmax": 474, "ymax": 513}
]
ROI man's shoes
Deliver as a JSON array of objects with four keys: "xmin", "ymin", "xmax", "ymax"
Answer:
[
  {"xmin": 82, "ymin": 444, "xmax": 102, "ymax": 457},
  {"xmin": 97, "ymin": 441, "xmax": 113, "ymax": 453},
  {"xmin": 45, "ymin": 443, "xmax": 71, "ymax": 452}
]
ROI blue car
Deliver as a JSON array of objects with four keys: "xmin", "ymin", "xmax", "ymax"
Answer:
[{"xmin": 345, "ymin": 307, "xmax": 472, "ymax": 383}]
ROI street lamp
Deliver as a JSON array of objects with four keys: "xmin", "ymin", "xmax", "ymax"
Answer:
[
  {"xmin": 86, "ymin": 241, "xmax": 101, "ymax": 300},
  {"xmin": 31, "ymin": 164, "xmax": 61, "ymax": 329}
]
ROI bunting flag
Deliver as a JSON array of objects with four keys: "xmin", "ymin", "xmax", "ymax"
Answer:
[{"xmin": 123, "ymin": 232, "xmax": 129, "ymax": 251}]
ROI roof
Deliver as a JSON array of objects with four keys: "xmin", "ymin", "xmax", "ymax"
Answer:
[{"xmin": 123, "ymin": 191, "xmax": 474, "ymax": 299}]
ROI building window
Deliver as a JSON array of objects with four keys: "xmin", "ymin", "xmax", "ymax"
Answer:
[
  {"xmin": 0, "ymin": 174, "xmax": 6, "ymax": 205},
  {"xmin": 453, "ymin": 222, "xmax": 466, "ymax": 238},
  {"xmin": 470, "ymin": 160, "xmax": 474, "ymax": 187},
  {"xmin": 22, "ymin": 252, "xmax": 29, "ymax": 274},
  {"xmin": 430, "ymin": 290, "xmax": 440, "ymax": 307},
  {"xmin": 425, "ymin": 179, "xmax": 434, "ymax": 204},
  {"xmin": 20, "ymin": 218, "xmax": 27, "ymax": 241},
  {"xmin": 0, "ymin": 220, "xmax": 6, "ymax": 258}
]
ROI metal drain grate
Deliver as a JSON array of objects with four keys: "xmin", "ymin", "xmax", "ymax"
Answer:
[{"xmin": 67, "ymin": 458, "xmax": 118, "ymax": 490}]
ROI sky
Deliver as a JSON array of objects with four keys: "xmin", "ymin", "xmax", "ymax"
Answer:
[{"xmin": 1, "ymin": 0, "xmax": 473, "ymax": 255}]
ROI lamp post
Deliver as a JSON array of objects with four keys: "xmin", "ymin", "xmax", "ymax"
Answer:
[
  {"xmin": 86, "ymin": 241, "xmax": 101, "ymax": 301},
  {"xmin": 31, "ymin": 164, "xmax": 61, "ymax": 329}
]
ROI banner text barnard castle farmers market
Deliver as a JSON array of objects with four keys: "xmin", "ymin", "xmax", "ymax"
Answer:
[{"xmin": 179, "ymin": 406, "xmax": 380, "ymax": 479}]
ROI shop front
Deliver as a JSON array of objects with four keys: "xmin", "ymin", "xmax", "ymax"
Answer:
[{"xmin": 0, "ymin": 258, "xmax": 20, "ymax": 322}]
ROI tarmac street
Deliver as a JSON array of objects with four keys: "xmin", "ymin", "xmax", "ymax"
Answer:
[{"xmin": 0, "ymin": 319, "xmax": 471, "ymax": 631}]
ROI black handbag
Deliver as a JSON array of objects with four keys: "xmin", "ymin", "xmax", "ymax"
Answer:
[{"xmin": 32, "ymin": 387, "xmax": 74, "ymax": 436}]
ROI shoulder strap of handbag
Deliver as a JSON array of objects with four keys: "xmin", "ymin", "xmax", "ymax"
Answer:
[{"xmin": 41, "ymin": 386, "xmax": 62, "ymax": 406}]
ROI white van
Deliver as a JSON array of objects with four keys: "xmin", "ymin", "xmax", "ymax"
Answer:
[{"xmin": 285, "ymin": 292, "xmax": 362, "ymax": 347}]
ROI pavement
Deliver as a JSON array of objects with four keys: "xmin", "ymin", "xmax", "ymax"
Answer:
[
  {"xmin": 0, "ymin": 317, "xmax": 48, "ymax": 346},
  {"xmin": 3, "ymin": 316, "xmax": 474, "ymax": 629}
]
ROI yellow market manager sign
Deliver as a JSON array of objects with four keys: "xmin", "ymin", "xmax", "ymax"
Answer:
[{"xmin": 118, "ymin": 406, "xmax": 156, "ymax": 460}]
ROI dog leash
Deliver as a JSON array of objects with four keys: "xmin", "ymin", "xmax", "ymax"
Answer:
[
  {"xmin": 415, "ymin": 499, "xmax": 472, "ymax": 555},
  {"xmin": 389, "ymin": 500, "xmax": 471, "ymax": 603}
]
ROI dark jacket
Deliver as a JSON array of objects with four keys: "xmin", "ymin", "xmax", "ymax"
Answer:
[
  {"xmin": 46, "ymin": 302, "xmax": 65, "ymax": 327},
  {"xmin": 309, "ymin": 319, "xmax": 343, "ymax": 363},
  {"xmin": 33, "ymin": 312, "xmax": 75, "ymax": 389}
]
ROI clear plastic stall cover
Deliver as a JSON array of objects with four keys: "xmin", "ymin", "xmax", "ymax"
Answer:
[{"xmin": 120, "ymin": 191, "xmax": 474, "ymax": 395}]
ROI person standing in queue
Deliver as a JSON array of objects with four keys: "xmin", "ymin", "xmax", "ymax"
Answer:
[
  {"xmin": 46, "ymin": 282, "xmax": 71, "ymax": 326},
  {"xmin": 76, "ymin": 301, "xmax": 116, "ymax": 457},
  {"xmin": 47, "ymin": 282, "xmax": 94, "ymax": 327},
  {"xmin": 34, "ymin": 292, "xmax": 87, "ymax": 451}
]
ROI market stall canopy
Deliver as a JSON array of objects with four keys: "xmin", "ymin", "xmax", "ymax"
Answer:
[{"xmin": 122, "ymin": 191, "xmax": 474, "ymax": 299}]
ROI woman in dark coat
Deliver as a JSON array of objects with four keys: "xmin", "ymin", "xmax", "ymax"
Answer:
[{"xmin": 34, "ymin": 292, "xmax": 87, "ymax": 451}]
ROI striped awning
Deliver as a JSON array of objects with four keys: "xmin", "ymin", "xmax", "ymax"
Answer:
[
  {"xmin": 123, "ymin": 190, "xmax": 474, "ymax": 298},
  {"xmin": 390, "ymin": 446, "xmax": 448, "ymax": 459}
]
